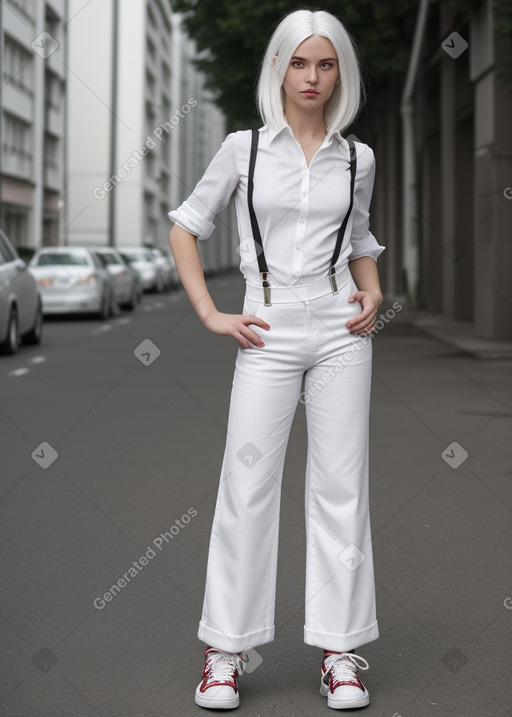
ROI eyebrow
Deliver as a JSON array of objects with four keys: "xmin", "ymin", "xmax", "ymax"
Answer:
[{"xmin": 291, "ymin": 56, "xmax": 338, "ymax": 62}]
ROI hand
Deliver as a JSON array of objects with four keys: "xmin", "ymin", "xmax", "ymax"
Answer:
[
  {"xmin": 202, "ymin": 310, "xmax": 270, "ymax": 349},
  {"xmin": 346, "ymin": 290, "xmax": 383, "ymax": 336}
]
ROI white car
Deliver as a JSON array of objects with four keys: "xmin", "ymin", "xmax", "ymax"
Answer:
[
  {"xmin": 29, "ymin": 247, "xmax": 115, "ymax": 318},
  {"xmin": 0, "ymin": 229, "xmax": 43, "ymax": 355},
  {"xmin": 118, "ymin": 247, "xmax": 166, "ymax": 293}
]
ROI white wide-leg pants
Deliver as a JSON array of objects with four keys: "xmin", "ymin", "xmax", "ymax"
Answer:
[{"xmin": 197, "ymin": 263, "xmax": 379, "ymax": 654}]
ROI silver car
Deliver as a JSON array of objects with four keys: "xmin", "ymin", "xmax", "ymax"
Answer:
[
  {"xmin": 150, "ymin": 247, "xmax": 179, "ymax": 290},
  {"xmin": 0, "ymin": 229, "xmax": 43, "ymax": 355},
  {"xmin": 29, "ymin": 247, "xmax": 115, "ymax": 318},
  {"xmin": 118, "ymin": 247, "xmax": 166, "ymax": 293},
  {"xmin": 90, "ymin": 247, "xmax": 141, "ymax": 311}
]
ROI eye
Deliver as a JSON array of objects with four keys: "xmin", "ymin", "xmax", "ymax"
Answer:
[{"xmin": 292, "ymin": 61, "xmax": 303, "ymax": 68}]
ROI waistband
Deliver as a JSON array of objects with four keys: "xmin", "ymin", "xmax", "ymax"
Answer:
[{"xmin": 245, "ymin": 264, "xmax": 352, "ymax": 304}]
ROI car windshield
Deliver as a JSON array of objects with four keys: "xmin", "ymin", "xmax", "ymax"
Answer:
[
  {"xmin": 35, "ymin": 252, "xmax": 89, "ymax": 266},
  {"xmin": 123, "ymin": 251, "xmax": 152, "ymax": 263}
]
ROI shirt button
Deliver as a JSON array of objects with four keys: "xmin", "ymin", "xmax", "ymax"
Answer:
[{"xmin": 299, "ymin": 219, "xmax": 305, "ymax": 224}]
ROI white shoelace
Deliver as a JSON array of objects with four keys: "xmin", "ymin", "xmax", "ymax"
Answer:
[
  {"xmin": 204, "ymin": 650, "xmax": 246, "ymax": 686},
  {"xmin": 324, "ymin": 652, "xmax": 369, "ymax": 686}
]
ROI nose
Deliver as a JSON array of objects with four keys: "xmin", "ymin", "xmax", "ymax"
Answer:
[{"xmin": 306, "ymin": 65, "xmax": 318, "ymax": 83}]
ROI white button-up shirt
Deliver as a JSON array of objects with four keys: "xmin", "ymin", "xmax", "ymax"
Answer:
[{"xmin": 168, "ymin": 123, "xmax": 385, "ymax": 286}]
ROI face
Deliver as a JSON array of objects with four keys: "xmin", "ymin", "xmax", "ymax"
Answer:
[{"xmin": 274, "ymin": 34, "xmax": 340, "ymax": 119}]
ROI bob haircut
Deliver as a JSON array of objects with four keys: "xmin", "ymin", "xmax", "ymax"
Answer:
[{"xmin": 256, "ymin": 9, "xmax": 363, "ymax": 135}]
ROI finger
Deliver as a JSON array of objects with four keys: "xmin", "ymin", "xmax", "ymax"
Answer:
[
  {"xmin": 239, "ymin": 325, "xmax": 266, "ymax": 347},
  {"xmin": 348, "ymin": 291, "xmax": 363, "ymax": 303},
  {"xmin": 241, "ymin": 314, "xmax": 270, "ymax": 330},
  {"xmin": 355, "ymin": 319, "xmax": 377, "ymax": 335},
  {"xmin": 234, "ymin": 329, "xmax": 259, "ymax": 349},
  {"xmin": 348, "ymin": 313, "xmax": 376, "ymax": 334},
  {"xmin": 347, "ymin": 309, "xmax": 374, "ymax": 330}
]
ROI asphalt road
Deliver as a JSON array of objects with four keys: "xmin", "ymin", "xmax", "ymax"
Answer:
[{"xmin": 1, "ymin": 270, "xmax": 511, "ymax": 716}]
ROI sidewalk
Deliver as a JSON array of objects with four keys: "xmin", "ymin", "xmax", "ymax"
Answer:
[{"xmin": 406, "ymin": 309, "xmax": 512, "ymax": 360}]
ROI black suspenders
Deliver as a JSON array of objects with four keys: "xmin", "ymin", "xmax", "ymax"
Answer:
[
  {"xmin": 247, "ymin": 130, "xmax": 271, "ymax": 304},
  {"xmin": 246, "ymin": 129, "xmax": 357, "ymax": 306}
]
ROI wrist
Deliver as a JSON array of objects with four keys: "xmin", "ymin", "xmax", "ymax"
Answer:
[
  {"xmin": 368, "ymin": 289, "xmax": 383, "ymax": 307},
  {"xmin": 197, "ymin": 302, "xmax": 218, "ymax": 324}
]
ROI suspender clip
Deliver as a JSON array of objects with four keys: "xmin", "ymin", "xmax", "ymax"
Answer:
[
  {"xmin": 261, "ymin": 272, "xmax": 271, "ymax": 306},
  {"xmin": 328, "ymin": 266, "xmax": 338, "ymax": 295}
]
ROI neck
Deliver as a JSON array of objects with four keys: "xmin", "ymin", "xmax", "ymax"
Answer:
[{"xmin": 283, "ymin": 102, "xmax": 327, "ymax": 140}]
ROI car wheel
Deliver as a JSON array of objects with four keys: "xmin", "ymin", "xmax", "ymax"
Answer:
[
  {"xmin": 23, "ymin": 301, "xmax": 43, "ymax": 345},
  {"xmin": 0, "ymin": 306, "xmax": 20, "ymax": 355}
]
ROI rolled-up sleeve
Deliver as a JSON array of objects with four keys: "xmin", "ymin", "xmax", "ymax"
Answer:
[
  {"xmin": 347, "ymin": 145, "xmax": 386, "ymax": 263},
  {"xmin": 168, "ymin": 132, "xmax": 240, "ymax": 241}
]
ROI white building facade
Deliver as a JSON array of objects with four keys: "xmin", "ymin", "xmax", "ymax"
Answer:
[
  {"xmin": 0, "ymin": 0, "xmax": 67, "ymax": 249},
  {"xmin": 65, "ymin": 0, "xmax": 236, "ymax": 272}
]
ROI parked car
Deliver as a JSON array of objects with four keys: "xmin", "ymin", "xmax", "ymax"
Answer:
[
  {"xmin": 150, "ymin": 247, "xmax": 179, "ymax": 290},
  {"xmin": 118, "ymin": 247, "xmax": 166, "ymax": 293},
  {"xmin": 29, "ymin": 247, "xmax": 115, "ymax": 318},
  {"xmin": 90, "ymin": 247, "xmax": 142, "ymax": 311},
  {"xmin": 0, "ymin": 229, "xmax": 43, "ymax": 355}
]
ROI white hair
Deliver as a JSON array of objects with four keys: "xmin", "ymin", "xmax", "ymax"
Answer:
[{"xmin": 256, "ymin": 9, "xmax": 363, "ymax": 134}]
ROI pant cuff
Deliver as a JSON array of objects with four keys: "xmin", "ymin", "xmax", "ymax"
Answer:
[
  {"xmin": 304, "ymin": 620, "xmax": 379, "ymax": 652},
  {"xmin": 198, "ymin": 621, "xmax": 275, "ymax": 653}
]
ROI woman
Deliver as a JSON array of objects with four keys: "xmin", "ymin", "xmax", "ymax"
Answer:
[{"xmin": 168, "ymin": 8, "xmax": 385, "ymax": 711}]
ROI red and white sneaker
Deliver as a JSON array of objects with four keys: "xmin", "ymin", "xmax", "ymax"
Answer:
[
  {"xmin": 320, "ymin": 650, "xmax": 370, "ymax": 709},
  {"xmin": 195, "ymin": 647, "xmax": 246, "ymax": 710}
]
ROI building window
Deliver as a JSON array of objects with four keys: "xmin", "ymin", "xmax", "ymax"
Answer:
[
  {"xmin": 4, "ymin": 0, "xmax": 35, "ymax": 26},
  {"xmin": 44, "ymin": 133, "xmax": 59, "ymax": 170},
  {"xmin": 45, "ymin": 8, "xmax": 60, "ymax": 45},
  {"xmin": 2, "ymin": 36, "xmax": 34, "ymax": 96},
  {"xmin": 2, "ymin": 112, "xmax": 33, "ymax": 174},
  {"xmin": 45, "ymin": 72, "xmax": 62, "ymax": 113}
]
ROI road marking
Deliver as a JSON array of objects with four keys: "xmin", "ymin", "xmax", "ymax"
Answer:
[
  {"xmin": 8, "ymin": 367, "xmax": 30, "ymax": 377},
  {"xmin": 30, "ymin": 356, "xmax": 47, "ymax": 364},
  {"xmin": 91, "ymin": 324, "xmax": 113, "ymax": 335}
]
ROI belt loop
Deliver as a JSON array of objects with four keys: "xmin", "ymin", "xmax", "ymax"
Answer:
[
  {"xmin": 261, "ymin": 271, "xmax": 271, "ymax": 306},
  {"xmin": 328, "ymin": 265, "xmax": 338, "ymax": 294}
]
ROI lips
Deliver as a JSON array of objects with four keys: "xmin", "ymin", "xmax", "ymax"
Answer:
[{"xmin": 301, "ymin": 90, "xmax": 319, "ymax": 95}]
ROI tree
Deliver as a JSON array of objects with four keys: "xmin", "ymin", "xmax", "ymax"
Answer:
[{"xmin": 172, "ymin": 0, "xmax": 418, "ymax": 130}]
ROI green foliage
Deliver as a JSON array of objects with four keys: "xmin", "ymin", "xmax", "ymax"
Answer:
[
  {"xmin": 172, "ymin": 0, "xmax": 418, "ymax": 128},
  {"xmin": 172, "ymin": 0, "xmax": 511, "ymax": 128}
]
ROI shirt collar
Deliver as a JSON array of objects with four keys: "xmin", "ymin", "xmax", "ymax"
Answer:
[{"xmin": 263, "ymin": 122, "xmax": 344, "ymax": 148}]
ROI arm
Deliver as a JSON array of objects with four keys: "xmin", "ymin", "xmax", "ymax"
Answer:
[
  {"xmin": 347, "ymin": 257, "xmax": 384, "ymax": 336},
  {"xmin": 345, "ymin": 144, "xmax": 385, "ymax": 336},
  {"xmin": 168, "ymin": 224, "xmax": 269, "ymax": 348}
]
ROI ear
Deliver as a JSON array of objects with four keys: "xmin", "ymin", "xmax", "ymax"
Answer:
[{"xmin": 272, "ymin": 54, "xmax": 278, "ymax": 67}]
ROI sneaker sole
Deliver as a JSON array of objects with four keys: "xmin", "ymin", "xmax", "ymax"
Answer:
[
  {"xmin": 320, "ymin": 678, "xmax": 370, "ymax": 709},
  {"xmin": 195, "ymin": 686, "xmax": 240, "ymax": 710}
]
